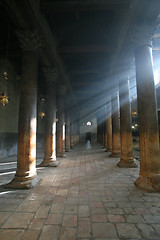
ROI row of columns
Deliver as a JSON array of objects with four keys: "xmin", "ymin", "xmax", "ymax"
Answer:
[
  {"xmin": 97, "ymin": 39, "xmax": 160, "ymax": 192},
  {"xmin": 5, "ymin": 30, "xmax": 79, "ymax": 189}
]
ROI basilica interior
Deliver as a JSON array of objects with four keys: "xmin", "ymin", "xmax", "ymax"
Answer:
[{"xmin": 0, "ymin": 0, "xmax": 160, "ymax": 239}]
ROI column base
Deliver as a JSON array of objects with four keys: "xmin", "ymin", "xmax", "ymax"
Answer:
[
  {"xmin": 109, "ymin": 152, "xmax": 121, "ymax": 158},
  {"xmin": 105, "ymin": 148, "xmax": 112, "ymax": 152},
  {"xmin": 57, "ymin": 153, "xmax": 66, "ymax": 158},
  {"xmin": 117, "ymin": 158, "xmax": 138, "ymax": 168},
  {"xmin": 135, "ymin": 176, "xmax": 160, "ymax": 192},
  {"xmin": 65, "ymin": 148, "xmax": 70, "ymax": 152},
  {"xmin": 39, "ymin": 159, "xmax": 60, "ymax": 167},
  {"xmin": 5, "ymin": 174, "xmax": 40, "ymax": 190}
]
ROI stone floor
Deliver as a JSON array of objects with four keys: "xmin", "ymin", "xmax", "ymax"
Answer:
[{"xmin": 0, "ymin": 142, "xmax": 160, "ymax": 240}]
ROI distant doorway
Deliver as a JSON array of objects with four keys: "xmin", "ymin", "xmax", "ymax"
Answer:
[{"xmin": 85, "ymin": 132, "xmax": 91, "ymax": 143}]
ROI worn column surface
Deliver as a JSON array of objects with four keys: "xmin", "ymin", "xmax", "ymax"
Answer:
[
  {"xmin": 65, "ymin": 110, "xmax": 71, "ymax": 152},
  {"xmin": 110, "ymin": 91, "xmax": 121, "ymax": 158},
  {"xmin": 135, "ymin": 44, "xmax": 160, "ymax": 192},
  {"xmin": 40, "ymin": 68, "xmax": 59, "ymax": 167},
  {"xmin": 70, "ymin": 118, "xmax": 74, "ymax": 149},
  {"xmin": 5, "ymin": 30, "xmax": 41, "ymax": 189},
  {"xmin": 106, "ymin": 100, "xmax": 112, "ymax": 152},
  {"xmin": 56, "ymin": 86, "xmax": 66, "ymax": 157},
  {"xmin": 118, "ymin": 77, "xmax": 137, "ymax": 168}
]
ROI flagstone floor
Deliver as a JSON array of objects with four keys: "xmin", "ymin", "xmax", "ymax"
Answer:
[{"xmin": 0, "ymin": 142, "xmax": 160, "ymax": 240}]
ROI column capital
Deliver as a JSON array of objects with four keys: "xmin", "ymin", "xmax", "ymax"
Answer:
[
  {"xmin": 43, "ymin": 66, "xmax": 59, "ymax": 83},
  {"xmin": 127, "ymin": 21, "xmax": 159, "ymax": 50},
  {"xmin": 16, "ymin": 28, "xmax": 43, "ymax": 52}
]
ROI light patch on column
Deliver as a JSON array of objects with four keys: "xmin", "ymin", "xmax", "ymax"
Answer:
[
  {"xmin": 52, "ymin": 122, "xmax": 56, "ymax": 157},
  {"xmin": 63, "ymin": 124, "xmax": 65, "ymax": 140},
  {"xmin": 154, "ymin": 70, "xmax": 160, "ymax": 86},
  {"xmin": 30, "ymin": 117, "xmax": 36, "ymax": 174}
]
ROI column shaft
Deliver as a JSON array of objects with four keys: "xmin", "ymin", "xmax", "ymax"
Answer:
[
  {"xmin": 110, "ymin": 92, "xmax": 121, "ymax": 158},
  {"xmin": 118, "ymin": 78, "xmax": 137, "ymax": 168},
  {"xmin": 6, "ymin": 51, "xmax": 39, "ymax": 189},
  {"xmin": 135, "ymin": 45, "xmax": 160, "ymax": 192},
  {"xmin": 57, "ymin": 94, "xmax": 66, "ymax": 157},
  {"xmin": 106, "ymin": 100, "xmax": 112, "ymax": 152},
  {"xmin": 70, "ymin": 119, "xmax": 74, "ymax": 148},
  {"xmin": 40, "ymin": 81, "xmax": 59, "ymax": 167},
  {"xmin": 65, "ymin": 111, "xmax": 71, "ymax": 151}
]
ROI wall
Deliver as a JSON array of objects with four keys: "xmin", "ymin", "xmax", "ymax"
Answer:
[{"xmin": 79, "ymin": 116, "xmax": 97, "ymax": 143}]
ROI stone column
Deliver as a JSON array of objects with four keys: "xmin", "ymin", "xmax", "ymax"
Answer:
[
  {"xmin": 39, "ymin": 67, "xmax": 59, "ymax": 167},
  {"xmin": 97, "ymin": 115, "xmax": 100, "ymax": 143},
  {"xmin": 109, "ymin": 91, "xmax": 121, "ymax": 158},
  {"xmin": 118, "ymin": 74, "xmax": 137, "ymax": 168},
  {"xmin": 102, "ymin": 112, "xmax": 105, "ymax": 148},
  {"xmin": 106, "ymin": 100, "xmax": 112, "ymax": 152},
  {"xmin": 65, "ymin": 110, "xmax": 71, "ymax": 152},
  {"xmin": 56, "ymin": 85, "xmax": 66, "ymax": 157},
  {"xmin": 6, "ymin": 29, "xmax": 41, "ymax": 189},
  {"xmin": 135, "ymin": 42, "xmax": 160, "ymax": 191},
  {"xmin": 70, "ymin": 117, "xmax": 74, "ymax": 148},
  {"xmin": 103, "ymin": 106, "xmax": 108, "ymax": 149},
  {"xmin": 73, "ymin": 122, "xmax": 77, "ymax": 146}
]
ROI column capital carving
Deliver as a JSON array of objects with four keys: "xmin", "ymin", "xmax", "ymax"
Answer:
[
  {"xmin": 43, "ymin": 66, "xmax": 59, "ymax": 83},
  {"xmin": 127, "ymin": 21, "xmax": 159, "ymax": 50},
  {"xmin": 16, "ymin": 28, "xmax": 43, "ymax": 52}
]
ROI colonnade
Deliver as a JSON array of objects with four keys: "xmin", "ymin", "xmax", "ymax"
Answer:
[
  {"xmin": 5, "ymin": 29, "xmax": 80, "ymax": 189},
  {"xmin": 4, "ymin": 26, "xmax": 160, "ymax": 193},
  {"xmin": 97, "ymin": 36, "xmax": 160, "ymax": 192}
]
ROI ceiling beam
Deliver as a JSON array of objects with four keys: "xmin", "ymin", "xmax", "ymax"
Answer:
[
  {"xmin": 59, "ymin": 45, "xmax": 114, "ymax": 54},
  {"xmin": 41, "ymin": 0, "xmax": 130, "ymax": 12},
  {"xmin": 70, "ymin": 69, "xmax": 106, "ymax": 74}
]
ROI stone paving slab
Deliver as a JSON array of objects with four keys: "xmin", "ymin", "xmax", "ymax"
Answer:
[{"xmin": 0, "ymin": 143, "xmax": 160, "ymax": 239}]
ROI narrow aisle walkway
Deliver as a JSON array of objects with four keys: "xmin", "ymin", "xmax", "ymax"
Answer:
[{"xmin": 0, "ymin": 143, "xmax": 160, "ymax": 239}]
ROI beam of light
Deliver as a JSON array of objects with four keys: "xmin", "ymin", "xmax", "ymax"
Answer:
[
  {"xmin": 0, "ymin": 191, "xmax": 17, "ymax": 196},
  {"xmin": 0, "ymin": 171, "xmax": 16, "ymax": 176},
  {"xmin": 0, "ymin": 162, "xmax": 17, "ymax": 166},
  {"xmin": 154, "ymin": 70, "xmax": 160, "ymax": 86}
]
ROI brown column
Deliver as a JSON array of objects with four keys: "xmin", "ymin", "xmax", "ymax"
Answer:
[
  {"xmin": 65, "ymin": 110, "xmax": 71, "ymax": 152},
  {"xmin": 104, "ymin": 106, "xmax": 108, "ymax": 150},
  {"xmin": 56, "ymin": 86, "xmax": 66, "ymax": 157},
  {"xmin": 6, "ymin": 30, "xmax": 41, "ymax": 189},
  {"xmin": 102, "ymin": 112, "xmax": 105, "ymax": 148},
  {"xmin": 117, "ymin": 76, "xmax": 137, "ymax": 168},
  {"xmin": 135, "ymin": 43, "xmax": 160, "ymax": 192},
  {"xmin": 104, "ymin": 120, "xmax": 108, "ymax": 150},
  {"xmin": 106, "ymin": 100, "xmax": 112, "ymax": 152},
  {"xmin": 39, "ymin": 67, "xmax": 59, "ymax": 167},
  {"xmin": 70, "ymin": 117, "xmax": 74, "ymax": 148},
  {"xmin": 73, "ymin": 122, "xmax": 77, "ymax": 146},
  {"xmin": 109, "ymin": 91, "xmax": 121, "ymax": 158}
]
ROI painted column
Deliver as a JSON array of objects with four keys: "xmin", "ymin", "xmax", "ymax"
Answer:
[
  {"xmin": 65, "ymin": 110, "xmax": 71, "ymax": 152},
  {"xmin": 106, "ymin": 100, "xmax": 112, "ymax": 152},
  {"xmin": 109, "ymin": 91, "xmax": 121, "ymax": 158},
  {"xmin": 70, "ymin": 117, "xmax": 74, "ymax": 148},
  {"xmin": 104, "ymin": 106, "xmax": 108, "ymax": 150},
  {"xmin": 39, "ymin": 67, "xmax": 59, "ymax": 167},
  {"xmin": 6, "ymin": 29, "xmax": 41, "ymax": 189},
  {"xmin": 118, "ymin": 74, "xmax": 137, "ymax": 168},
  {"xmin": 56, "ymin": 85, "xmax": 66, "ymax": 157},
  {"xmin": 135, "ymin": 42, "xmax": 160, "ymax": 191}
]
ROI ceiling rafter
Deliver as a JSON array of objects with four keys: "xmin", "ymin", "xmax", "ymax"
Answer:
[{"xmin": 41, "ymin": 0, "xmax": 130, "ymax": 13}]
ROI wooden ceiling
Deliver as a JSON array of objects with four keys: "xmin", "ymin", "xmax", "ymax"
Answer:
[{"xmin": 40, "ymin": 0, "xmax": 132, "ymax": 105}]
